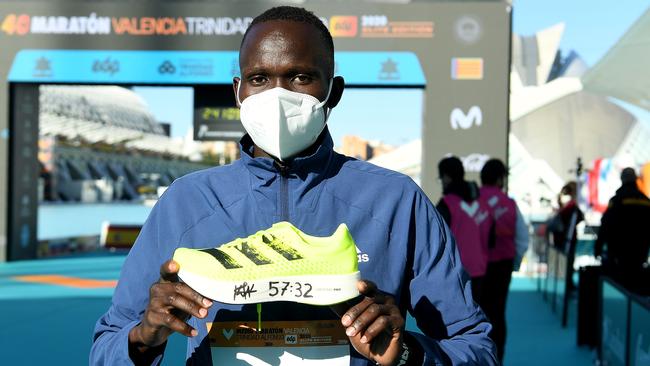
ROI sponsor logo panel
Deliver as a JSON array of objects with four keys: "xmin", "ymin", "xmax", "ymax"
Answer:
[
  {"xmin": 329, "ymin": 16, "xmax": 358, "ymax": 38},
  {"xmin": 450, "ymin": 106, "xmax": 482, "ymax": 130},
  {"xmin": 451, "ymin": 57, "xmax": 484, "ymax": 80}
]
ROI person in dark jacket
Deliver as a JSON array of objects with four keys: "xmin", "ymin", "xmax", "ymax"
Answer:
[
  {"xmin": 90, "ymin": 6, "xmax": 497, "ymax": 366},
  {"xmin": 595, "ymin": 167, "xmax": 650, "ymax": 294},
  {"xmin": 436, "ymin": 156, "xmax": 491, "ymax": 305}
]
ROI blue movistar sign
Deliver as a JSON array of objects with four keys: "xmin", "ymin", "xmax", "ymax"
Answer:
[{"xmin": 8, "ymin": 50, "xmax": 425, "ymax": 86}]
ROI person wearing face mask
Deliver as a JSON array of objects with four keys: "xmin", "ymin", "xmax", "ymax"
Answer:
[
  {"xmin": 549, "ymin": 182, "xmax": 584, "ymax": 253},
  {"xmin": 91, "ymin": 6, "xmax": 497, "ymax": 366}
]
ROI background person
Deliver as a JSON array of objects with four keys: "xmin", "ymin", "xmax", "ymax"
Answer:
[
  {"xmin": 436, "ymin": 156, "xmax": 491, "ymax": 305},
  {"xmin": 548, "ymin": 182, "xmax": 584, "ymax": 253},
  {"xmin": 595, "ymin": 167, "xmax": 650, "ymax": 294},
  {"xmin": 90, "ymin": 7, "xmax": 497, "ymax": 365},
  {"xmin": 479, "ymin": 158, "xmax": 529, "ymax": 362}
]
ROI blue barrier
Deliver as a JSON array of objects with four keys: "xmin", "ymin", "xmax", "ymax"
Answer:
[
  {"xmin": 600, "ymin": 276, "xmax": 650, "ymax": 366},
  {"xmin": 629, "ymin": 295, "xmax": 650, "ymax": 366}
]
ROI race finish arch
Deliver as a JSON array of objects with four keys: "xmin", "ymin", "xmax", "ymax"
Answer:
[{"xmin": 0, "ymin": 1, "xmax": 511, "ymax": 267}]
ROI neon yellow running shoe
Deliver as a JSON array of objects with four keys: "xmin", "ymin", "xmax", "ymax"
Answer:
[{"xmin": 173, "ymin": 222, "xmax": 360, "ymax": 305}]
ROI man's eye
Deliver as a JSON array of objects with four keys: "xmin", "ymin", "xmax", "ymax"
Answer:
[
  {"xmin": 249, "ymin": 76, "xmax": 267, "ymax": 85},
  {"xmin": 292, "ymin": 75, "xmax": 312, "ymax": 84}
]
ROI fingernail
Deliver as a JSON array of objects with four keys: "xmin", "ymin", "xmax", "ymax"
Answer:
[
  {"xmin": 360, "ymin": 336, "xmax": 368, "ymax": 343},
  {"xmin": 341, "ymin": 315, "xmax": 351, "ymax": 326},
  {"xmin": 199, "ymin": 308, "xmax": 207, "ymax": 317},
  {"xmin": 346, "ymin": 327, "xmax": 355, "ymax": 336},
  {"xmin": 191, "ymin": 329, "xmax": 198, "ymax": 337},
  {"xmin": 203, "ymin": 299, "xmax": 212, "ymax": 307}
]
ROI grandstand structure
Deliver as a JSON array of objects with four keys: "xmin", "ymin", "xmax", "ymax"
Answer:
[{"xmin": 38, "ymin": 85, "xmax": 212, "ymax": 203}]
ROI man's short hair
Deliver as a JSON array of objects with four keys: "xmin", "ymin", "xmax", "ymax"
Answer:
[
  {"xmin": 480, "ymin": 159, "xmax": 507, "ymax": 185},
  {"xmin": 241, "ymin": 6, "xmax": 334, "ymax": 75},
  {"xmin": 438, "ymin": 156, "xmax": 465, "ymax": 182},
  {"xmin": 621, "ymin": 167, "xmax": 637, "ymax": 184}
]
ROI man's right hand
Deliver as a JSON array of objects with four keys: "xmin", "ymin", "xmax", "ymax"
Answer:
[{"xmin": 128, "ymin": 260, "xmax": 213, "ymax": 351}]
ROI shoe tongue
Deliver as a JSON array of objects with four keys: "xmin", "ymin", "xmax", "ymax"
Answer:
[{"xmin": 271, "ymin": 221, "xmax": 302, "ymax": 241}]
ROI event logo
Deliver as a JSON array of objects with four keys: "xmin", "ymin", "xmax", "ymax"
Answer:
[
  {"xmin": 451, "ymin": 57, "xmax": 484, "ymax": 80},
  {"xmin": 112, "ymin": 17, "xmax": 187, "ymax": 35},
  {"xmin": 378, "ymin": 58, "xmax": 399, "ymax": 80},
  {"xmin": 460, "ymin": 153, "xmax": 490, "ymax": 173},
  {"xmin": 460, "ymin": 201, "xmax": 480, "ymax": 217},
  {"xmin": 111, "ymin": 16, "xmax": 252, "ymax": 36},
  {"xmin": 222, "ymin": 328, "xmax": 234, "ymax": 340},
  {"xmin": 2, "ymin": 13, "xmax": 112, "ymax": 35},
  {"xmin": 454, "ymin": 16, "xmax": 483, "ymax": 45},
  {"xmin": 1, "ymin": 14, "xmax": 30, "ymax": 35},
  {"xmin": 329, "ymin": 16, "xmax": 358, "ymax": 38},
  {"xmin": 450, "ymin": 106, "xmax": 482, "ymax": 130},
  {"xmin": 92, "ymin": 57, "xmax": 120, "ymax": 76},
  {"xmin": 158, "ymin": 60, "xmax": 176, "ymax": 74},
  {"xmin": 31, "ymin": 13, "xmax": 111, "ymax": 35},
  {"xmin": 32, "ymin": 57, "xmax": 52, "ymax": 78},
  {"xmin": 361, "ymin": 14, "xmax": 433, "ymax": 38}
]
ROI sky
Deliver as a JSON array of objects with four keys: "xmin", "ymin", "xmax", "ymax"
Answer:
[
  {"xmin": 512, "ymin": 0, "xmax": 647, "ymax": 67},
  {"xmin": 133, "ymin": 1, "xmax": 649, "ymax": 143},
  {"xmin": 131, "ymin": 86, "xmax": 194, "ymax": 139}
]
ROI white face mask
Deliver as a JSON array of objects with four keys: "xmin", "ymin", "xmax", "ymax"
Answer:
[
  {"xmin": 560, "ymin": 194, "xmax": 572, "ymax": 206},
  {"xmin": 237, "ymin": 81, "xmax": 332, "ymax": 161}
]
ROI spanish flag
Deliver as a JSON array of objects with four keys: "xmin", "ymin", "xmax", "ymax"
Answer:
[{"xmin": 451, "ymin": 58, "xmax": 483, "ymax": 80}]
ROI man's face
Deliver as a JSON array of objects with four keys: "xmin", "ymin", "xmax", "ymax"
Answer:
[{"xmin": 234, "ymin": 20, "xmax": 343, "ymax": 108}]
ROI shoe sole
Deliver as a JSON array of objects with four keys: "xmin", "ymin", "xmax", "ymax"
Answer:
[{"xmin": 178, "ymin": 269, "xmax": 361, "ymax": 306}]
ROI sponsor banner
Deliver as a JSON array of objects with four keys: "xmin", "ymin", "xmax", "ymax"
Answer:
[
  {"xmin": 359, "ymin": 15, "xmax": 433, "ymax": 38},
  {"xmin": 1, "ymin": 12, "xmax": 434, "ymax": 39},
  {"xmin": 8, "ymin": 50, "xmax": 426, "ymax": 86},
  {"xmin": 1, "ymin": 13, "xmax": 252, "ymax": 36},
  {"xmin": 207, "ymin": 320, "xmax": 349, "ymax": 348}
]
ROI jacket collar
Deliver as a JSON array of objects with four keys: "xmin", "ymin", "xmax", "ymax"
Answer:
[{"xmin": 238, "ymin": 128, "xmax": 335, "ymax": 181}]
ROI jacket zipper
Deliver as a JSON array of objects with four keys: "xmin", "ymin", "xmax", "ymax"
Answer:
[{"xmin": 275, "ymin": 161, "xmax": 290, "ymax": 221}]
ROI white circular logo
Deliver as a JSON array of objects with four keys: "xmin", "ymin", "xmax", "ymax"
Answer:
[{"xmin": 454, "ymin": 16, "xmax": 482, "ymax": 45}]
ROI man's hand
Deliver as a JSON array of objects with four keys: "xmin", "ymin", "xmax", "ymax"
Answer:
[
  {"xmin": 128, "ymin": 260, "xmax": 212, "ymax": 351},
  {"xmin": 339, "ymin": 280, "xmax": 405, "ymax": 366}
]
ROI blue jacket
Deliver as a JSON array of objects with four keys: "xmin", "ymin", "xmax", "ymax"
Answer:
[{"xmin": 91, "ymin": 131, "xmax": 497, "ymax": 365}]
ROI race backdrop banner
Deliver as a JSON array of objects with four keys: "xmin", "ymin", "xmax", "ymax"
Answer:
[{"xmin": 0, "ymin": 1, "xmax": 511, "ymax": 261}]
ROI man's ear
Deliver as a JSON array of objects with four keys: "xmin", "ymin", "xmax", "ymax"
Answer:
[
  {"xmin": 326, "ymin": 76, "xmax": 345, "ymax": 109},
  {"xmin": 232, "ymin": 77, "xmax": 241, "ymax": 108}
]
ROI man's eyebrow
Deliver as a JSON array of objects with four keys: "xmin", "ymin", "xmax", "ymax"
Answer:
[
  {"xmin": 241, "ymin": 66, "xmax": 268, "ymax": 77},
  {"xmin": 242, "ymin": 65, "xmax": 324, "ymax": 78},
  {"xmin": 283, "ymin": 66, "xmax": 322, "ymax": 76}
]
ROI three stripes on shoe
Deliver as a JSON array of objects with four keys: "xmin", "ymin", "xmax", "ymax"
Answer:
[{"xmin": 200, "ymin": 234, "xmax": 303, "ymax": 269}]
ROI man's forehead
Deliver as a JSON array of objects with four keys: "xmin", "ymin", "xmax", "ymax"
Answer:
[
  {"xmin": 241, "ymin": 20, "xmax": 326, "ymax": 56},
  {"xmin": 240, "ymin": 20, "xmax": 330, "ymax": 72}
]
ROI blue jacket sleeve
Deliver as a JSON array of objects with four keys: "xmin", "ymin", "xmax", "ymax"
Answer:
[
  {"xmin": 406, "ymin": 190, "xmax": 498, "ymax": 365},
  {"xmin": 89, "ymin": 180, "xmax": 214, "ymax": 365}
]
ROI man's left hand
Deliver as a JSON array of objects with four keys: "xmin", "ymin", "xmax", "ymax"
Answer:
[{"xmin": 339, "ymin": 280, "xmax": 405, "ymax": 366}]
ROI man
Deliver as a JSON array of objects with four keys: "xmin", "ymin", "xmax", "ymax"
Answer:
[
  {"xmin": 478, "ymin": 159, "xmax": 529, "ymax": 362},
  {"xmin": 91, "ymin": 7, "xmax": 496, "ymax": 365},
  {"xmin": 595, "ymin": 167, "xmax": 650, "ymax": 293},
  {"xmin": 436, "ymin": 156, "xmax": 490, "ymax": 304}
]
